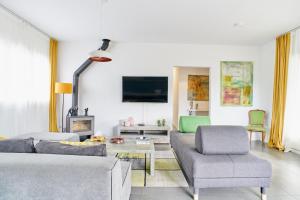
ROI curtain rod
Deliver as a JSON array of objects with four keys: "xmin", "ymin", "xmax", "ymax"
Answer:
[
  {"xmin": 276, "ymin": 25, "xmax": 300, "ymax": 38},
  {"xmin": 0, "ymin": 3, "xmax": 51, "ymax": 39},
  {"xmin": 277, "ymin": 25, "xmax": 300, "ymax": 37},
  {"xmin": 286, "ymin": 25, "xmax": 300, "ymax": 33}
]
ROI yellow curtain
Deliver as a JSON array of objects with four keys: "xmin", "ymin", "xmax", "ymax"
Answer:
[
  {"xmin": 49, "ymin": 39, "xmax": 59, "ymax": 132},
  {"xmin": 268, "ymin": 33, "xmax": 291, "ymax": 150}
]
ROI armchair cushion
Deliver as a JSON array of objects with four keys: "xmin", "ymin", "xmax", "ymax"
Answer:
[
  {"xmin": 247, "ymin": 125, "xmax": 266, "ymax": 132},
  {"xmin": 249, "ymin": 110, "xmax": 265, "ymax": 125},
  {"xmin": 195, "ymin": 126, "xmax": 249, "ymax": 155}
]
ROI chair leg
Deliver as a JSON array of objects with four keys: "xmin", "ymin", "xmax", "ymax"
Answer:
[
  {"xmin": 262, "ymin": 132, "xmax": 266, "ymax": 144},
  {"xmin": 249, "ymin": 131, "xmax": 252, "ymax": 143},
  {"xmin": 261, "ymin": 187, "xmax": 267, "ymax": 200},
  {"xmin": 193, "ymin": 188, "xmax": 199, "ymax": 200}
]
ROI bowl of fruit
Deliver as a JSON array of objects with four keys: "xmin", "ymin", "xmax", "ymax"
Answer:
[
  {"xmin": 90, "ymin": 135, "xmax": 106, "ymax": 143},
  {"xmin": 110, "ymin": 137, "xmax": 124, "ymax": 144}
]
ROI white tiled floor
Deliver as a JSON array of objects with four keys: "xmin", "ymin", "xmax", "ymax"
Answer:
[{"xmin": 130, "ymin": 141, "xmax": 300, "ymax": 200}]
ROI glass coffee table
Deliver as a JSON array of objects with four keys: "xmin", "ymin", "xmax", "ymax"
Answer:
[
  {"xmin": 85, "ymin": 138, "xmax": 155, "ymax": 177},
  {"xmin": 107, "ymin": 139, "xmax": 155, "ymax": 176}
]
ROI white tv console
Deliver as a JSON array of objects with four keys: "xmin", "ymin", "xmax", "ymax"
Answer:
[{"xmin": 117, "ymin": 125, "xmax": 170, "ymax": 144}]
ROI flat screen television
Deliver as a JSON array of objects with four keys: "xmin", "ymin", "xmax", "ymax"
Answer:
[{"xmin": 122, "ymin": 76, "xmax": 168, "ymax": 103}]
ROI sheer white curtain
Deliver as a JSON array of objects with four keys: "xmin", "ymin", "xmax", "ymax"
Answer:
[
  {"xmin": 0, "ymin": 6, "xmax": 50, "ymax": 137},
  {"xmin": 283, "ymin": 30, "xmax": 300, "ymax": 153}
]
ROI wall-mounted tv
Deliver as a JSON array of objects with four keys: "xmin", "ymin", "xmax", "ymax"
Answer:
[{"xmin": 122, "ymin": 76, "xmax": 168, "ymax": 103}]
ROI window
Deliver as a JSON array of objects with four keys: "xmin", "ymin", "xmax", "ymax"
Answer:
[{"xmin": 0, "ymin": 6, "xmax": 50, "ymax": 136}]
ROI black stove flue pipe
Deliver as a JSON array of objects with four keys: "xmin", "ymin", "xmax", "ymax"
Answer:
[{"xmin": 70, "ymin": 39, "xmax": 111, "ymax": 116}]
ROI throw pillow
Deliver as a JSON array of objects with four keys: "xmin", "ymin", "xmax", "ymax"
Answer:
[
  {"xmin": 59, "ymin": 141, "xmax": 98, "ymax": 146},
  {"xmin": 0, "ymin": 138, "xmax": 35, "ymax": 153},
  {"xmin": 0, "ymin": 135, "xmax": 7, "ymax": 140},
  {"xmin": 35, "ymin": 140, "xmax": 107, "ymax": 157}
]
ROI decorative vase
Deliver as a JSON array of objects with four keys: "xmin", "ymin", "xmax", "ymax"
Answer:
[
  {"xmin": 157, "ymin": 120, "xmax": 162, "ymax": 126},
  {"xmin": 162, "ymin": 119, "xmax": 166, "ymax": 126}
]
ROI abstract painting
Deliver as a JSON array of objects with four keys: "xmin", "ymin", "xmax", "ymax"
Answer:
[
  {"xmin": 188, "ymin": 75, "xmax": 209, "ymax": 101},
  {"xmin": 221, "ymin": 61, "xmax": 253, "ymax": 106}
]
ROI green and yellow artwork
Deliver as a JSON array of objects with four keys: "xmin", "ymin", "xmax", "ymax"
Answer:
[{"xmin": 221, "ymin": 61, "xmax": 253, "ymax": 106}]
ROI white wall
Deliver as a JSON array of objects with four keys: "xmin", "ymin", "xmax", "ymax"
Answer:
[
  {"xmin": 58, "ymin": 41, "xmax": 274, "ymax": 136},
  {"xmin": 177, "ymin": 67, "xmax": 209, "ymax": 116},
  {"xmin": 172, "ymin": 66, "xmax": 209, "ymax": 129},
  {"xmin": 259, "ymin": 40, "xmax": 276, "ymax": 126},
  {"xmin": 172, "ymin": 68, "xmax": 179, "ymax": 128},
  {"xmin": 257, "ymin": 40, "xmax": 276, "ymax": 141}
]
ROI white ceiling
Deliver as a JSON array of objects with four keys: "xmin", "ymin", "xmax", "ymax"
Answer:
[{"xmin": 1, "ymin": 0, "xmax": 300, "ymax": 45}]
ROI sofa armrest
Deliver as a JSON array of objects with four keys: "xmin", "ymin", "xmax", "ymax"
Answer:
[
  {"xmin": 0, "ymin": 153, "xmax": 120, "ymax": 200},
  {"xmin": 111, "ymin": 159, "xmax": 123, "ymax": 200},
  {"xmin": 13, "ymin": 132, "xmax": 80, "ymax": 144},
  {"xmin": 121, "ymin": 161, "xmax": 132, "ymax": 200}
]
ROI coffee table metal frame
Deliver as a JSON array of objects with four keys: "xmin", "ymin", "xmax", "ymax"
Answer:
[
  {"xmin": 106, "ymin": 139, "xmax": 155, "ymax": 177},
  {"xmin": 85, "ymin": 138, "xmax": 155, "ymax": 179}
]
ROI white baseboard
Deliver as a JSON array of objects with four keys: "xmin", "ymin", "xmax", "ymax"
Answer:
[
  {"xmin": 193, "ymin": 194, "xmax": 198, "ymax": 200},
  {"xmin": 261, "ymin": 194, "xmax": 267, "ymax": 200}
]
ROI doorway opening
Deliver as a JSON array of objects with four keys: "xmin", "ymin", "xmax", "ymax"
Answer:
[{"xmin": 172, "ymin": 66, "xmax": 210, "ymax": 129}]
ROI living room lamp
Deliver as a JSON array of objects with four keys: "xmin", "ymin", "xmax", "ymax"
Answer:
[
  {"xmin": 55, "ymin": 82, "xmax": 72, "ymax": 132},
  {"xmin": 71, "ymin": 39, "xmax": 112, "ymax": 116}
]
